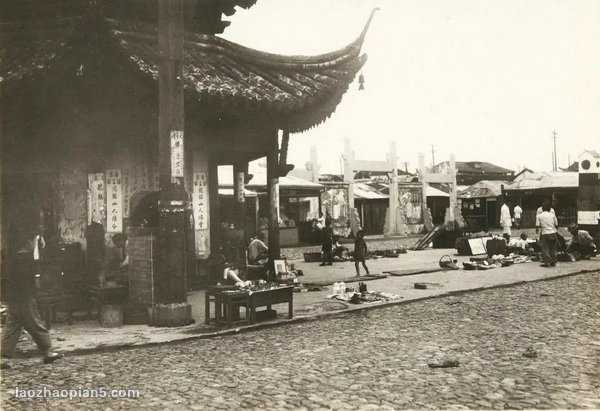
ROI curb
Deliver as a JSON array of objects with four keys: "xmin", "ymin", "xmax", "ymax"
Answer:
[{"xmin": 14, "ymin": 267, "xmax": 600, "ymax": 359}]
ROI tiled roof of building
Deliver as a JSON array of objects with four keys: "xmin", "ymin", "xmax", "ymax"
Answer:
[
  {"xmin": 219, "ymin": 165, "xmax": 323, "ymax": 191},
  {"xmin": 459, "ymin": 180, "xmax": 509, "ymax": 199},
  {"xmin": 506, "ymin": 171, "xmax": 578, "ymax": 190},
  {"xmin": 1, "ymin": 9, "xmax": 374, "ymax": 132},
  {"xmin": 438, "ymin": 161, "xmax": 514, "ymax": 175}
]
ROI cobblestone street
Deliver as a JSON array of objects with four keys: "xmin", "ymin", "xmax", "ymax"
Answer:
[{"xmin": 2, "ymin": 272, "xmax": 599, "ymax": 410}]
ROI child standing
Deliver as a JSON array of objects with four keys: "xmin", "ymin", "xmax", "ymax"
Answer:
[{"xmin": 354, "ymin": 230, "xmax": 370, "ymax": 276}]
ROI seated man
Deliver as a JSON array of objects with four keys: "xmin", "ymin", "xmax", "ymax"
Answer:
[
  {"xmin": 508, "ymin": 232, "xmax": 531, "ymax": 252},
  {"xmin": 247, "ymin": 231, "xmax": 268, "ymax": 265},
  {"xmin": 332, "ymin": 236, "xmax": 349, "ymax": 259},
  {"xmin": 567, "ymin": 223, "xmax": 597, "ymax": 259}
]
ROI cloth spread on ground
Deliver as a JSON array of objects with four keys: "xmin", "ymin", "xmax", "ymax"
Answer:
[{"xmin": 328, "ymin": 291, "xmax": 402, "ymax": 304}]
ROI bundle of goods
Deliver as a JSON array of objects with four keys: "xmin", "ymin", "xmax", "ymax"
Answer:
[
  {"xmin": 463, "ymin": 253, "xmax": 532, "ymax": 270},
  {"xmin": 328, "ymin": 284, "xmax": 402, "ymax": 304},
  {"xmin": 462, "ymin": 260, "xmax": 498, "ymax": 270},
  {"xmin": 384, "ymin": 247, "xmax": 408, "ymax": 257}
]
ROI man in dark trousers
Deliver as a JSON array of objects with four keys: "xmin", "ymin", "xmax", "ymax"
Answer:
[
  {"xmin": 320, "ymin": 219, "xmax": 334, "ymax": 266},
  {"xmin": 1, "ymin": 233, "xmax": 63, "ymax": 369}
]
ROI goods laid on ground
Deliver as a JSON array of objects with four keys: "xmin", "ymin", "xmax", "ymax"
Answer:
[
  {"xmin": 327, "ymin": 283, "xmax": 402, "ymax": 304},
  {"xmin": 462, "ymin": 253, "xmax": 532, "ymax": 270}
]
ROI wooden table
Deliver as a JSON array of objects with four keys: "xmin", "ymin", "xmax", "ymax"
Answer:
[
  {"xmin": 205, "ymin": 285, "xmax": 250, "ymax": 327},
  {"xmin": 248, "ymin": 286, "xmax": 294, "ymax": 324},
  {"xmin": 205, "ymin": 285, "xmax": 294, "ymax": 326}
]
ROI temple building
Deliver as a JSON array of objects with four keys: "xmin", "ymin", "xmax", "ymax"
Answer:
[{"xmin": 1, "ymin": 1, "xmax": 373, "ymax": 304}]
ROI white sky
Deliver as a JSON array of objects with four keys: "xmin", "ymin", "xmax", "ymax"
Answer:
[{"xmin": 222, "ymin": 0, "xmax": 600, "ymax": 174}]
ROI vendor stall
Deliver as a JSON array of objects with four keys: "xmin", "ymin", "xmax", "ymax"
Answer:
[{"xmin": 219, "ymin": 166, "xmax": 323, "ymax": 246}]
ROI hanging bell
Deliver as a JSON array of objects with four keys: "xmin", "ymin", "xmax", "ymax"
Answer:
[{"xmin": 358, "ymin": 73, "xmax": 365, "ymax": 90}]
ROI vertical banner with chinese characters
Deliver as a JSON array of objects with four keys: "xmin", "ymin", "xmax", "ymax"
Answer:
[
  {"xmin": 192, "ymin": 172, "xmax": 209, "ymax": 258},
  {"xmin": 170, "ymin": 130, "xmax": 184, "ymax": 178},
  {"xmin": 236, "ymin": 171, "xmax": 245, "ymax": 203},
  {"xmin": 106, "ymin": 169, "xmax": 123, "ymax": 233},
  {"xmin": 193, "ymin": 172, "xmax": 208, "ymax": 229},
  {"xmin": 122, "ymin": 166, "xmax": 131, "ymax": 218},
  {"xmin": 88, "ymin": 173, "xmax": 105, "ymax": 225}
]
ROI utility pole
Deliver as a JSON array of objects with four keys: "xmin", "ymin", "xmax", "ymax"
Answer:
[
  {"xmin": 431, "ymin": 145, "xmax": 435, "ymax": 172},
  {"xmin": 552, "ymin": 131, "xmax": 558, "ymax": 171}
]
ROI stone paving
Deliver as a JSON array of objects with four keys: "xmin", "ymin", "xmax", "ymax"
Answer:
[
  {"xmin": 4, "ymin": 249, "xmax": 599, "ymax": 355},
  {"xmin": 1, "ymin": 272, "xmax": 599, "ymax": 410}
]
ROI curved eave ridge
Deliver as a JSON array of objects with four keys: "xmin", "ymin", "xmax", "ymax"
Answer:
[{"xmin": 106, "ymin": 9, "xmax": 374, "ymax": 117}]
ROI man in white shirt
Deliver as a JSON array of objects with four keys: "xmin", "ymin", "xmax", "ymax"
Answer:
[
  {"xmin": 536, "ymin": 199, "xmax": 555, "ymax": 216},
  {"xmin": 536, "ymin": 199, "xmax": 555, "ymax": 235},
  {"xmin": 513, "ymin": 204, "xmax": 523, "ymax": 229},
  {"xmin": 499, "ymin": 200, "xmax": 512, "ymax": 242},
  {"xmin": 536, "ymin": 203, "xmax": 559, "ymax": 267}
]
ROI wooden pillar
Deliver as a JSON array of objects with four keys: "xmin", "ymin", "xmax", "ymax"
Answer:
[
  {"xmin": 233, "ymin": 161, "xmax": 247, "ymax": 264},
  {"xmin": 267, "ymin": 131, "xmax": 281, "ymax": 270},
  {"xmin": 158, "ymin": 0, "xmax": 184, "ymax": 191},
  {"xmin": 156, "ymin": 0, "xmax": 188, "ymax": 306},
  {"xmin": 208, "ymin": 157, "xmax": 220, "ymax": 253}
]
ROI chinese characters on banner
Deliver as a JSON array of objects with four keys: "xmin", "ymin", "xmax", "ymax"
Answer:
[
  {"xmin": 87, "ymin": 173, "xmax": 105, "ymax": 225},
  {"xmin": 170, "ymin": 130, "xmax": 184, "ymax": 178},
  {"xmin": 106, "ymin": 169, "xmax": 123, "ymax": 233},
  {"xmin": 193, "ymin": 172, "xmax": 210, "ymax": 258},
  {"xmin": 236, "ymin": 171, "xmax": 245, "ymax": 203},
  {"xmin": 122, "ymin": 166, "xmax": 131, "ymax": 218},
  {"xmin": 192, "ymin": 172, "xmax": 208, "ymax": 230}
]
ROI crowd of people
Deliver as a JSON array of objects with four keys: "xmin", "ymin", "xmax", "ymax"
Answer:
[{"xmin": 501, "ymin": 197, "xmax": 597, "ymax": 267}]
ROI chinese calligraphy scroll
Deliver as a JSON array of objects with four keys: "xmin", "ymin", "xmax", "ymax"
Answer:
[{"xmin": 106, "ymin": 169, "xmax": 123, "ymax": 233}]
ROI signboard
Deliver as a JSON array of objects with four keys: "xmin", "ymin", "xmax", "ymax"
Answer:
[
  {"xmin": 122, "ymin": 167, "xmax": 131, "ymax": 218},
  {"xmin": 170, "ymin": 130, "xmax": 184, "ymax": 178},
  {"xmin": 88, "ymin": 173, "xmax": 105, "ymax": 225},
  {"xmin": 192, "ymin": 172, "xmax": 208, "ymax": 230},
  {"xmin": 397, "ymin": 183, "xmax": 423, "ymax": 224},
  {"xmin": 236, "ymin": 171, "xmax": 245, "ymax": 203},
  {"xmin": 106, "ymin": 169, "xmax": 123, "ymax": 233},
  {"xmin": 468, "ymin": 238, "xmax": 487, "ymax": 255}
]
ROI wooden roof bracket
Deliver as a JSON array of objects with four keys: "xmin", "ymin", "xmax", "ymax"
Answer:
[{"xmin": 278, "ymin": 128, "xmax": 294, "ymax": 177}]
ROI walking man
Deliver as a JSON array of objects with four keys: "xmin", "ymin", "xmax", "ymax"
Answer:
[
  {"xmin": 513, "ymin": 204, "xmax": 523, "ymax": 229},
  {"xmin": 500, "ymin": 199, "xmax": 512, "ymax": 242},
  {"xmin": 1, "ymin": 232, "xmax": 63, "ymax": 369}
]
